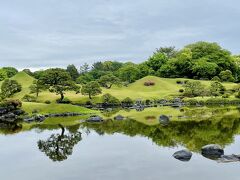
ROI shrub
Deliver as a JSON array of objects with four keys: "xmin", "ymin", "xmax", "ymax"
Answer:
[
  {"xmin": 85, "ymin": 101, "xmax": 93, "ymax": 105},
  {"xmin": 45, "ymin": 100, "xmax": 51, "ymax": 104},
  {"xmin": 211, "ymin": 76, "xmax": 221, "ymax": 82},
  {"xmin": 0, "ymin": 99, "xmax": 22, "ymax": 109},
  {"xmin": 144, "ymin": 81, "xmax": 155, "ymax": 86},
  {"xmin": 145, "ymin": 99, "xmax": 152, "ymax": 105},
  {"xmin": 101, "ymin": 93, "xmax": 120, "ymax": 105},
  {"xmin": 22, "ymin": 94, "xmax": 37, "ymax": 102},
  {"xmin": 235, "ymin": 92, "xmax": 240, "ymax": 99},
  {"xmin": 56, "ymin": 97, "xmax": 72, "ymax": 104},
  {"xmin": 176, "ymin": 80, "xmax": 183, "ymax": 84},
  {"xmin": 222, "ymin": 94, "xmax": 229, "ymax": 98},
  {"xmin": 185, "ymin": 99, "xmax": 198, "ymax": 106},
  {"xmin": 179, "ymin": 89, "xmax": 184, "ymax": 93},
  {"xmin": 121, "ymin": 97, "xmax": 134, "ymax": 107},
  {"xmin": 32, "ymin": 109, "xmax": 39, "ymax": 114},
  {"xmin": 219, "ymin": 70, "xmax": 235, "ymax": 82}
]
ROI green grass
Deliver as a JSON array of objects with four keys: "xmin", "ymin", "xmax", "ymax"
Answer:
[
  {"xmin": 0, "ymin": 71, "xmax": 34, "ymax": 99},
  {"xmin": 1, "ymin": 72, "xmax": 239, "ymax": 106},
  {"xmin": 22, "ymin": 102, "xmax": 97, "ymax": 115}
]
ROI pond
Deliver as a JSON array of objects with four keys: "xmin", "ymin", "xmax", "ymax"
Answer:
[{"xmin": 1, "ymin": 106, "xmax": 240, "ymax": 180}]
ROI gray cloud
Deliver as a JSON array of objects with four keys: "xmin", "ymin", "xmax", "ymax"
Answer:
[{"xmin": 0, "ymin": 0, "xmax": 240, "ymax": 69}]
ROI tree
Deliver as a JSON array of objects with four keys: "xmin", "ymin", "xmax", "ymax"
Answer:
[
  {"xmin": 79, "ymin": 63, "xmax": 90, "ymax": 75},
  {"xmin": 183, "ymin": 81, "xmax": 205, "ymax": 97},
  {"xmin": 219, "ymin": 70, "xmax": 235, "ymax": 82},
  {"xmin": 147, "ymin": 51, "xmax": 168, "ymax": 72},
  {"xmin": 117, "ymin": 64, "xmax": 140, "ymax": 83},
  {"xmin": 33, "ymin": 70, "xmax": 45, "ymax": 79},
  {"xmin": 22, "ymin": 69, "xmax": 34, "ymax": 76},
  {"xmin": 155, "ymin": 46, "xmax": 177, "ymax": 59},
  {"xmin": 192, "ymin": 58, "xmax": 218, "ymax": 79},
  {"xmin": 76, "ymin": 74, "xmax": 94, "ymax": 85},
  {"xmin": 38, "ymin": 124, "xmax": 82, "ymax": 162},
  {"xmin": 98, "ymin": 73, "xmax": 121, "ymax": 89},
  {"xmin": 138, "ymin": 62, "xmax": 154, "ymax": 78},
  {"xmin": 0, "ymin": 69, "xmax": 7, "ymax": 81},
  {"xmin": 29, "ymin": 80, "xmax": 48, "ymax": 97},
  {"xmin": 2, "ymin": 67, "xmax": 18, "ymax": 78},
  {"xmin": 1, "ymin": 79, "xmax": 22, "ymax": 98},
  {"xmin": 81, "ymin": 81, "xmax": 102, "ymax": 99},
  {"xmin": 66, "ymin": 64, "xmax": 79, "ymax": 81},
  {"xmin": 186, "ymin": 41, "xmax": 237, "ymax": 75},
  {"xmin": 159, "ymin": 48, "xmax": 193, "ymax": 78},
  {"xmin": 210, "ymin": 81, "xmax": 225, "ymax": 97},
  {"xmin": 39, "ymin": 68, "xmax": 79, "ymax": 102}
]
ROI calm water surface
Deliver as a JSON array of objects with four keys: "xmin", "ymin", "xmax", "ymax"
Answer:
[{"xmin": 1, "ymin": 107, "xmax": 240, "ymax": 180}]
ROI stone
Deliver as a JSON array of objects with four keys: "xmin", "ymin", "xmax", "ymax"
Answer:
[
  {"xmin": 173, "ymin": 149, "xmax": 192, "ymax": 162},
  {"xmin": 217, "ymin": 155, "xmax": 240, "ymax": 163},
  {"xmin": 0, "ymin": 107, "xmax": 8, "ymax": 115},
  {"xmin": 23, "ymin": 117, "xmax": 35, "ymax": 123},
  {"xmin": 114, "ymin": 115, "xmax": 125, "ymax": 120},
  {"xmin": 35, "ymin": 115, "xmax": 46, "ymax": 122},
  {"xmin": 201, "ymin": 144, "xmax": 224, "ymax": 159},
  {"xmin": 159, "ymin": 115, "xmax": 170, "ymax": 125},
  {"xmin": 87, "ymin": 116, "xmax": 103, "ymax": 122}
]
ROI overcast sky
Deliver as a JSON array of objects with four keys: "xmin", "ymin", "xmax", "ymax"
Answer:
[{"xmin": 0, "ymin": 0, "xmax": 240, "ymax": 70}]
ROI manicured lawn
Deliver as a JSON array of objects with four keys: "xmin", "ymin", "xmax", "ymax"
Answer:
[
  {"xmin": 1, "ymin": 72, "xmax": 238, "ymax": 105},
  {"xmin": 22, "ymin": 102, "xmax": 96, "ymax": 115}
]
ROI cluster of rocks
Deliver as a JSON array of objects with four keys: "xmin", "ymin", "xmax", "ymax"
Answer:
[
  {"xmin": 173, "ymin": 144, "xmax": 240, "ymax": 163},
  {"xmin": 86, "ymin": 115, "xmax": 126, "ymax": 123},
  {"xmin": 0, "ymin": 107, "xmax": 25, "ymax": 123},
  {"xmin": 158, "ymin": 98, "xmax": 184, "ymax": 108},
  {"xmin": 23, "ymin": 112, "xmax": 85, "ymax": 123}
]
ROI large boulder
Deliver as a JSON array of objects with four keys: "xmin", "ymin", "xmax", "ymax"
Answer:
[
  {"xmin": 173, "ymin": 149, "xmax": 192, "ymax": 162},
  {"xmin": 201, "ymin": 144, "xmax": 224, "ymax": 159}
]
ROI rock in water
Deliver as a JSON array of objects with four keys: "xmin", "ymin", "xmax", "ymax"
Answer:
[
  {"xmin": 159, "ymin": 115, "xmax": 170, "ymax": 125},
  {"xmin": 114, "ymin": 115, "xmax": 125, "ymax": 121},
  {"xmin": 173, "ymin": 149, "xmax": 192, "ymax": 162},
  {"xmin": 86, "ymin": 116, "xmax": 103, "ymax": 122},
  {"xmin": 201, "ymin": 144, "xmax": 224, "ymax": 159},
  {"xmin": 217, "ymin": 154, "xmax": 240, "ymax": 163}
]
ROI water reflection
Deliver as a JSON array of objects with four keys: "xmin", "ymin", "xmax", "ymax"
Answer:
[
  {"xmin": 37, "ymin": 124, "xmax": 82, "ymax": 162},
  {"xmin": 0, "ymin": 107, "xmax": 240, "ymax": 164}
]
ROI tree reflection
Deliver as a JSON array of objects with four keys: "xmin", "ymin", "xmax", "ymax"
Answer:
[
  {"xmin": 38, "ymin": 124, "xmax": 82, "ymax": 162},
  {"xmin": 81, "ymin": 111, "xmax": 240, "ymax": 152}
]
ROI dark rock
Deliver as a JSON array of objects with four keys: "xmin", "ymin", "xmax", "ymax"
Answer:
[
  {"xmin": 201, "ymin": 144, "xmax": 224, "ymax": 159},
  {"xmin": 0, "ymin": 107, "xmax": 8, "ymax": 115},
  {"xmin": 23, "ymin": 117, "xmax": 35, "ymax": 123},
  {"xmin": 159, "ymin": 115, "xmax": 170, "ymax": 125},
  {"xmin": 173, "ymin": 150, "xmax": 192, "ymax": 162},
  {"xmin": 217, "ymin": 155, "xmax": 240, "ymax": 163},
  {"xmin": 12, "ymin": 109, "xmax": 25, "ymax": 115},
  {"xmin": 114, "ymin": 115, "xmax": 125, "ymax": 120},
  {"xmin": 35, "ymin": 115, "xmax": 46, "ymax": 122},
  {"xmin": 4, "ymin": 113, "xmax": 17, "ymax": 119},
  {"xmin": 87, "ymin": 115, "xmax": 103, "ymax": 122}
]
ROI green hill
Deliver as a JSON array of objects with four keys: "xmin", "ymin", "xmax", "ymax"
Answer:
[
  {"xmin": 0, "ymin": 71, "xmax": 35, "ymax": 99},
  {"xmin": 10, "ymin": 71, "xmax": 35, "ymax": 99},
  {"xmin": 0, "ymin": 73, "xmax": 238, "ymax": 103}
]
